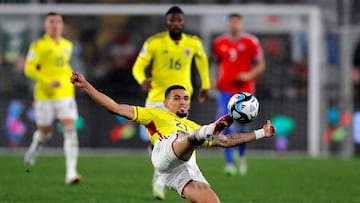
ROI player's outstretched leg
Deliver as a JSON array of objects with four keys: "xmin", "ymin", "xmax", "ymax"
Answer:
[
  {"xmin": 147, "ymin": 143, "xmax": 166, "ymax": 200},
  {"xmin": 24, "ymin": 130, "xmax": 51, "ymax": 169}
]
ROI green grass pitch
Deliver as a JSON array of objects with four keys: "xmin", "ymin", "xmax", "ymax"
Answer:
[{"xmin": 0, "ymin": 152, "xmax": 360, "ymax": 203}]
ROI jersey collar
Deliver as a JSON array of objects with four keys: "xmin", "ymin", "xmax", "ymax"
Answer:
[{"xmin": 166, "ymin": 32, "xmax": 184, "ymax": 45}]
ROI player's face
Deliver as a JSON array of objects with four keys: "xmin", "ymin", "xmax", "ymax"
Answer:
[
  {"xmin": 44, "ymin": 15, "xmax": 64, "ymax": 38},
  {"xmin": 227, "ymin": 16, "xmax": 243, "ymax": 35},
  {"xmin": 166, "ymin": 13, "xmax": 185, "ymax": 36},
  {"xmin": 164, "ymin": 89, "xmax": 190, "ymax": 118}
]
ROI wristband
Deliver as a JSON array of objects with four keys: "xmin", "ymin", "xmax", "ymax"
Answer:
[{"xmin": 254, "ymin": 129, "xmax": 265, "ymax": 140}]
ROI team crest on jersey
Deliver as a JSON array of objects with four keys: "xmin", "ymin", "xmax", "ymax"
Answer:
[
  {"xmin": 184, "ymin": 48, "xmax": 191, "ymax": 57},
  {"xmin": 238, "ymin": 44, "xmax": 245, "ymax": 51}
]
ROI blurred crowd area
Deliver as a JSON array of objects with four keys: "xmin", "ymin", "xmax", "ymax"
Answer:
[{"xmin": 0, "ymin": 0, "xmax": 360, "ymax": 101}]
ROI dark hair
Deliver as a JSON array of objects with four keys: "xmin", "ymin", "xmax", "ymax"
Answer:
[
  {"xmin": 46, "ymin": 12, "xmax": 61, "ymax": 17},
  {"xmin": 164, "ymin": 85, "xmax": 186, "ymax": 99},
  {"xmin": 165, "ymin": 6, "xmax": 184, "ymax": 17},
  {"xmin": 227, "ymin": 13, "xmax": 242, "ymax": 19}
]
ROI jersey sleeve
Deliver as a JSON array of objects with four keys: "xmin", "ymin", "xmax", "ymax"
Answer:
[
  {"xmin": 193, "ymin": 37, "xmax": 211, "ymax": 90},
  {"xmin": 132, "ymin": 38, "xmax": 154, "ymax": 85},
  {"xmin": 250, "ymin": 36, "xmax": 264, "ymax": 60},
  {"xmin": 24, "ymin": 41, "xmax": 51, "ymax": 85},
  {"xmin": 132, "ymin": 106, "xmax": 153, "ymax": 125}
]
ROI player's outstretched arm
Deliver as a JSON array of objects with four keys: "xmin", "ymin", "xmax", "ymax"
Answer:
[
  {"xmin": 212, "ymin": 120, "xmax": 275, "ymax": 148},
  {"xmin": 71, "ymin": 72, "xmax": 134, "ymax": 120}
]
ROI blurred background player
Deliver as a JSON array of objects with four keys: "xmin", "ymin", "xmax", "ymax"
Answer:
[
  {"xmin": 132, "ymin": 6, "xmax": 211, "ymax": 199},
  {"xmin": 24, "ymin": 12, "xmax": 81, "ymax": 184},
  {"xmin": 212, "ymin": 13, "xmax": 266, "ymax": 176},
  {"xmin": 71, "ymin": 71, "xmax": 275, "ymax": 203}
]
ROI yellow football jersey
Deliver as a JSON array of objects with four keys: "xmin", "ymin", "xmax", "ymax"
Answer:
[
  {"xmin": 132, "ymin": 106, "xmax": 211, "ymax": 147},
  {"xmin": 132, "ymin": 32, "xmax": 210, "ymax": 102},
  {"xmin": 24, "ymin": 34, "xmax": 74, "ymax": 100}
]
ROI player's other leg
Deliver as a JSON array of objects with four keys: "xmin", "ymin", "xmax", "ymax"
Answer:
[
  {"xmin": 61, "ymin": 119, "xmax": 81, "ymax": 184},
  {"xmin": 57, "ymin": 98, "xmax": 81, "ymax": 185},
  {"xmin": 25, "ymin": 100, "xmax": 54, "ymax": 169},
  {"xmin": 24, "ymin": 126, "xmax": 52, "ymax": 168},
  {"xmin": 145, "ymin": 101, "xmax": 167, "ymax": 200},
  {"xmin": 216, "ymin": 91, "xmax": 237, "ymax": 176},
  {"xmin": 238, "ymin": 144, "xmax": 247, "ymax": 175},
  {"xmin": 238, "ymin": 125, "xmax": 249, "ymax": 175}
]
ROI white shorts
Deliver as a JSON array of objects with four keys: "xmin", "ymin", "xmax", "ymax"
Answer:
[
  {"xmin": 34, "ymin": 98, "xmax": 78, "ymax": 126},
  {"xmin": 151, "ymin": 131, "xmax": 209, "ymax": 195}
]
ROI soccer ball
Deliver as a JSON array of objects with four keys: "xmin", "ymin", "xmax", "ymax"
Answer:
[{"xmin": 227, "ymin": 92, "xmax": 259, "ymax": 123}]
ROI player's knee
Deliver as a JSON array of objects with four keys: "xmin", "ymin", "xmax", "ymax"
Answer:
[
  {"xmin": 183, "ymin": 181, "xmax": 219, "ymax": 203},
  {"xmin": 63, "ymin": 125, "xmax": 78, "ymax": 141},
  {"xmin": 37, "ymin": 128, "xmax": 52, "ymax": 141}
]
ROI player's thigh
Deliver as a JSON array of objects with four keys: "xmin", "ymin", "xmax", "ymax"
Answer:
[
  {"xmin": 54, "ymin": 98, "xmax": 78, "ymax": 122},
  {"xmin": 182, "ymin": 180, "xmax": 220, "ymax": 203},
  {"xmin": 162, "ymin": 155, "xmax": 210, "ymax": 196},
  {"xmin": 151, "ymin": 132, "xmax": 185, "ymax": 172},
  {"xmin": 34, "ymin": 100, "xmax": 55, "ymax": 127}
]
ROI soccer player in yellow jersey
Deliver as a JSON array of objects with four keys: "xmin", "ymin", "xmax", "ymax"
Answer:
[
  {"xmin": 132, "ymin": 6, "xmax": 211, "ymax": 199},
  {"xmin": 24, "ymin": 12, "xmax": 81, "ymax": 184},
  {"xmin": 71, "ymin": 71, "xmax": 275, "ymax": 203},
  {"xmin": 132, "ymin": 6, "xmax": 210, "ymax": 104}
]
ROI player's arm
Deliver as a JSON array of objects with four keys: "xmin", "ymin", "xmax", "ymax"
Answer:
[
  {"xmin": 238, "ymin": 37, "xmax": 266, "ymax": 81},
  {"xmin": 249, "ymin": 58, "xmax": 265, "ymax": 78},
  {"xmin": 212, "ymin": 120, "xmax": 275, "ymax": 148},
  {"xmin": 24, "ymin": 42, "xmax": 51, "ymax": 85},
  {"xmin": 71, "ymin": 72, "xmax": 134, "ymax": 119},
  {"xmin": 132, "ymin": 39, "xmax": 153, "ymax": 91},
  {"xmin": 193, "ymin": 37, "xmax": 211, "ymax": 102}
]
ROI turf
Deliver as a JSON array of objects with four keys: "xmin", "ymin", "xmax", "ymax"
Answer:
[{"xmin": 0, "ymin": 152, "xmax": 359, "ymax": 203}]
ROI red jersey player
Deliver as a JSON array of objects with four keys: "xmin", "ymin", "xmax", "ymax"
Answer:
[{"xmin": 212, "ymin": 13, "xmax": 266, "ymax": 176}]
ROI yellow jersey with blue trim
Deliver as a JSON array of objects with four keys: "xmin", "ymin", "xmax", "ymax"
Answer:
[
  {"xmin": 24, "ymin": 34, "xmax": 74, "ymax": 101},
  {"xmin": 132, "ymin": 32, "xmax": 210, "ymax": 102},
  {"xmin": 132, "ymin": 106, "xmax": 211, "ymax": 147}
]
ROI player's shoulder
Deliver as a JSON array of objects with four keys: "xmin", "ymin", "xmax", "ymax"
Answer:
[
  {"xmin": 241, "ymin": 32, "xmax": 260, "ymax": 43},
  {"xmin": 29, "ymin": 36, "xmax": 46, "ymax": 49},
  {"xmin": 146, "ymin": 32, "xmax": 167, "ymax": 43},
  {"xmin": 184, "ymin": 33, "xmax": 202, "ymax": 42},
  {"xmin": 61, "ymin": 37, "xmax": 73, "ymax": 47},
  {"xmin": 213, "ymin": 34, "xmax": 229, "ymax": 44}
]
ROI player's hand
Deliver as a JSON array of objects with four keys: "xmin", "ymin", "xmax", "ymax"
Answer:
[
  {"xmin": 50, "ymin": 81, "xmax": 61, "ymax": 88},
  {"xmin": 263, "ymin": 120, "xmax": 276, "ymax": 137},
  {"xmin": 198, "ymin": 89, "xmax": 209, "ymax": 103},
  {"xmin": 71, "ymin": 72, "xmax": 89, "ymax": 91},
  {"xmin": 141, "ymin": 78, "xmax": 152, "ymax": 91}
]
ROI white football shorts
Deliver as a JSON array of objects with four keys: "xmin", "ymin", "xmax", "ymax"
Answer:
[
  {"xmin": 151, "ymin": 131, "xmax": 209, "ymax": 196},
  {"xmin": 34, "ymin": 97, "xmax": 78, "ymax": 126}
]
